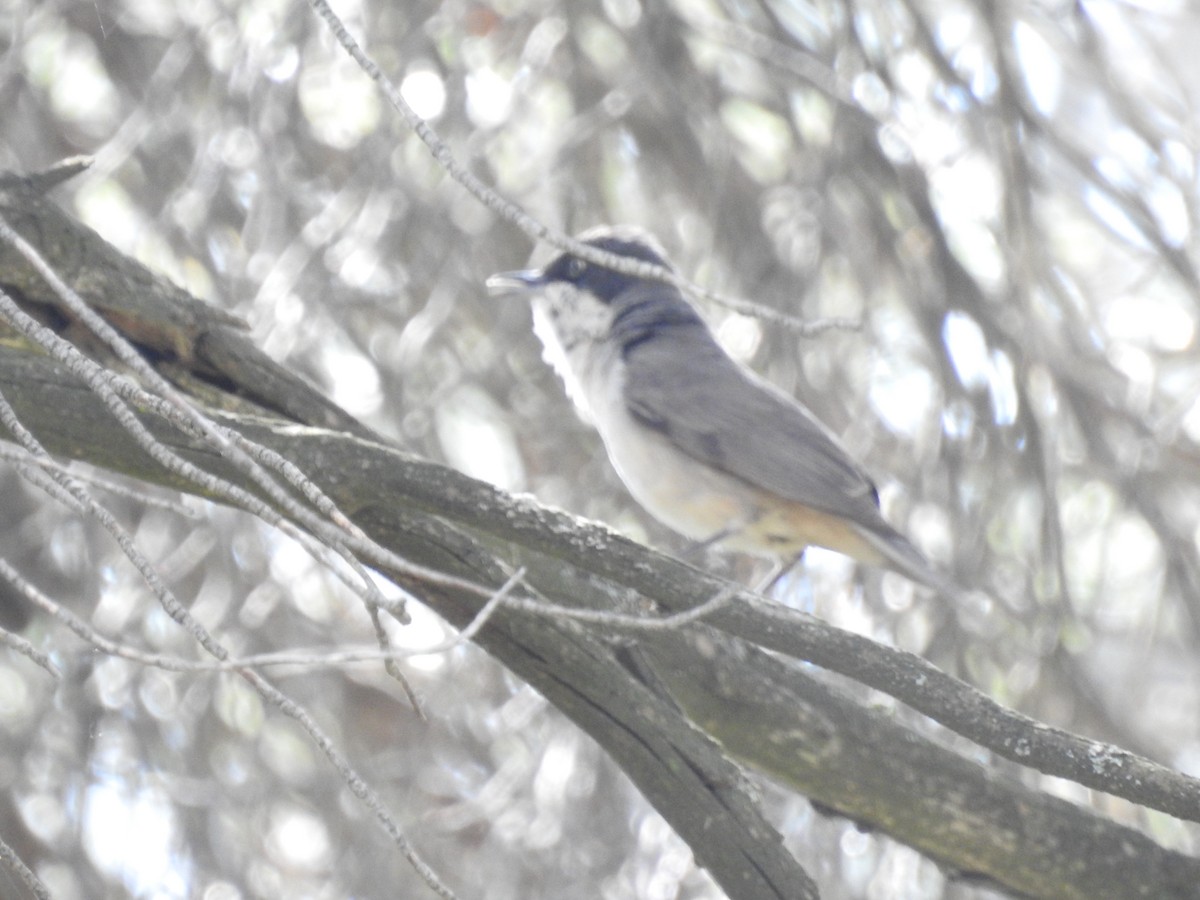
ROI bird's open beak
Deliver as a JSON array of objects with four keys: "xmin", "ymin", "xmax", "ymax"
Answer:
[{"xmin": 486, "ymin": 268, "xmax": 546, "ymax": 295}]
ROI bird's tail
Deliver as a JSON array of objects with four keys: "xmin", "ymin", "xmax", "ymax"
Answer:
[{"xmin": 858, "ymin": 525, "xmax": 959, "ymax": 597}]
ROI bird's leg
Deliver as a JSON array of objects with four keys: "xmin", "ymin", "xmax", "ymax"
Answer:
[
  {"xmin": 754, "ymin": 549, "xmax": 807, "ymax": 596},
  {"xmin": 680, "ymin": 525, "xmax": 739, "ymax": 562}
]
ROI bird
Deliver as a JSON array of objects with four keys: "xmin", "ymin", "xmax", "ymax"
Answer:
[{"xmin": 487, "ymin": 225, "xmax": 950, "ymax": 593}]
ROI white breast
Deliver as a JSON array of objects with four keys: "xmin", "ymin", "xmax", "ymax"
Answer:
[
  {"xmin": 532, "ymin": 290, "xmax": 764, "ymax": 546},
  {"xmin": 531, "ymin": 285, "xmax": 615, "ymax": 426}
]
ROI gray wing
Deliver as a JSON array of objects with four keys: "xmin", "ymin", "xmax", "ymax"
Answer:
[{"xmin": 619, "ymin": 293, "xmax": 885, "ymax": 530}]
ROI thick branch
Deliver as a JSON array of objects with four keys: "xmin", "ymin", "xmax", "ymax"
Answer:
[
  {"xmin": 4, "ymin": 173, "xmax": 1200, "ymax": 898},
  {"xmin": 1, "ymin": 347, "xmax": 1198, "ymax": 899}
]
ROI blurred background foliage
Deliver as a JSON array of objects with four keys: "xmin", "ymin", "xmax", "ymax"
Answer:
[{"xmin": 1, "ymin": 0, "xmax": 1199, "ymax": 897}]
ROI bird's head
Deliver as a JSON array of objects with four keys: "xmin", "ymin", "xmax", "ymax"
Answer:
[{"xmin": 485, "ymin": 225, "xmax": 673, "ymax": 305}]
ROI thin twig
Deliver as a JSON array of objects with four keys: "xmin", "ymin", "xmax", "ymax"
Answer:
[
  {"xmin": 304, "ymin": 0, "xmax": 854, "ymax": 336},
  {"xmin": 0, "ymin": 834, "xmax": 50, "ymax": 900},
  {"xmin": 0, "ymin": 283, "xmax": 487, "ymax": 615},
  {"xmin": 0, "ymin": 391, "xmax": 458, "ymax": 897},
  {"xmin": 0, "ymin": 557, "xmax": 200, "ymax": 672},
  {"xmin": 0, "ymin": 214, "xmax": 404, "ymax": 618},
  {"xmin": 0, "ymin": 443, "xmax": 200, "ymax": 517},
  {"xmin": 0, "ymin": 625, "xmax": 60, "ymax": 679}
]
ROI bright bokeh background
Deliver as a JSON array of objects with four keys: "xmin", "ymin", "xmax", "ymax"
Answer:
[{"xmin": 2, "ymin": 0, "xmax": 1200, "ymax": 897}]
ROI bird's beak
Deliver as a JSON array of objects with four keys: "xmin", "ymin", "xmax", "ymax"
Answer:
[{"xmin": 486, "ymin": 268, "xmax": 546, "ymax": 295}]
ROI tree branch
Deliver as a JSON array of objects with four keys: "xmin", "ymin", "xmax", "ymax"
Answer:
[{"xmin": 4, "ymin": 172, "xmax": 1200, "ymax": 898}]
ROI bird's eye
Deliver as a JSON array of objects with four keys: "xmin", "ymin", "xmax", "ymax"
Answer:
[{"xmin": 566, "ymin": 258, "xmax": 587, "ymax": 279}]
